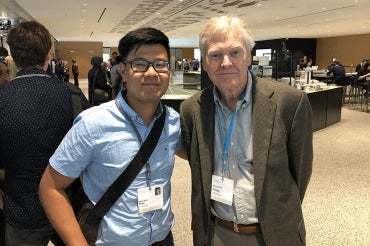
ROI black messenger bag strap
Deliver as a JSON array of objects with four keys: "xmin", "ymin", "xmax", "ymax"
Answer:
[{"xmin": 84, "ymin": 105, "xmax": 166, "ymax": 226}]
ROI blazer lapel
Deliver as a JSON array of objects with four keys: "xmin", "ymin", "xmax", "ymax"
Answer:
[
  {"xmin": 252, "ymin": 79, "xmax": 276, "ymax": 207},
  {"xmin": 197, "ymin": 87, "xmax": 215, "ymax": 214}
]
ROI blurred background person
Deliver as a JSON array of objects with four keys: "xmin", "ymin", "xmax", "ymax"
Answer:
[
  {"xmin": 0, "ymin": 20, "xmax": 90, "ymax": 246},
  {"xmin": 356, "ymin": 61, "xmax": 370, "ymax": 98},
  {"xmin": 88, "ymin": 56, "xmax": 112, "ymax": 104},
  {"xmin": 0, "ymin": 57, "xmax": 10, "ymax": 86},
  {"xmin": 355, "ymin": 58, "xmax": 368, "ymax": 73},
  {"xmin": 0, "ymin": 54, "xmax": 10, "ymax": 245},
  {"xmin": 327, "ymin": 60, "xmax": 345, "ymax": 85},
  {"xmin": 109, "ymin": 55, "xmax": 123, "ymax": 99},
  {"xmin": 72, "ymin": 59, "xmax": 79, "ymax": 86}
]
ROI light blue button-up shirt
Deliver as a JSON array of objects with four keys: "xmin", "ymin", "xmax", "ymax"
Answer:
[
  {"xmin": 212, "ymin": 71, "xmax": 258, "ymax": 225},
  {"xmin": 50, "ymin": 91, "xmax": 182, "ymax": 245}
]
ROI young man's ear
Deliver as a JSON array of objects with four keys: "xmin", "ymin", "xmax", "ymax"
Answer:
[{"xmin": 119, "ymin": 62, "xmax": 126, "ymax": 81}]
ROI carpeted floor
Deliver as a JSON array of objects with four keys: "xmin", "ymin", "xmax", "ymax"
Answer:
[
  {"xmin": 171, "ymin": 106, "xmax": 370, "ymax": 246},
  {"xmin": 70, "ymin": 80, "xmax": 370, "ymax": 245}
]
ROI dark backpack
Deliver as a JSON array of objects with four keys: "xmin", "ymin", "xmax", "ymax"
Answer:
[{"xmin": 65, "ymin": 82, "xmax": 83, "ymax": 118}]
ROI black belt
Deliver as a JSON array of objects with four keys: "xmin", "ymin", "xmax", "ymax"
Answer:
[{"xmin": 211, "ymin": 215, "xmax": 261, "ymax": 234}]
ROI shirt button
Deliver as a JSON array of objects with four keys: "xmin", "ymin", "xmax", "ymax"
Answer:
[
  {"xmin": 231, "ymin": 142, "xmax": 234, "ymax": 146},
  {"xmin": 233, "ymin": 165, "xmax": 236, "ymax": 169},
  {"xmin": 241, "ymin": 215, "xmax": 244, "ymax": 218}
]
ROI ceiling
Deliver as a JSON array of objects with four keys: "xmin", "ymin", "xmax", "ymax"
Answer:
[{"xmin": 1, "ymin": 0, "xmax": 369, "ymax": 47}]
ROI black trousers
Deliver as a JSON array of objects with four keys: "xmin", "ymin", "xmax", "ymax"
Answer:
[{"xmin": 152, "ymin": 231, "xmax": 174, "ymax": 246}]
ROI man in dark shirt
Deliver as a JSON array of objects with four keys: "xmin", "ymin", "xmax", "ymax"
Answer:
[
  {"xmin": 72, "ymin": 59, "xmax": 79, "ymax": 87},
  {"xmin": 0, "ymin": 21, "xmax": 90, "ymax": 245},
  {"xmin": 327, "ymin": 60, "xmax": 345, "ymax": 85}
]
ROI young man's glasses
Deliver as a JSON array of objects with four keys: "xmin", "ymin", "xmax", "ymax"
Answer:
[{"xmin": 124, "ymin": 59, "xmax": 170, "ymax": 73}]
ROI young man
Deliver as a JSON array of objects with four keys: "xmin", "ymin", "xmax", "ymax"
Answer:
[
  {"xmin": 39, "ymin": 27, "xmax": 182, "ymax": 245},
  {"xmin": 180, "ymin": 16, "xmax": 313, "ymax": 246},
  {"xmin": 0, "ymin": 21, "xmax": 89, "ymax": 246}
]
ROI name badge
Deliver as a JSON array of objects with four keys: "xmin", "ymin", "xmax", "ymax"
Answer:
[
  {"xmin": 211, "ymin": 175, "xmax": 234, "ymax": 206},
  {"xmin": 137, "ymin": 185, "xmax": 164, "ymax": 213}
]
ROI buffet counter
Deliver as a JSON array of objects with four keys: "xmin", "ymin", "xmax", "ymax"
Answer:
[
  {"xmin": 305, "ymin": 85, "xmax": 342, "ymax": 131},
  {"xmin": 161, "ymin": 85, "xmax": 343, "ymax": 132}
]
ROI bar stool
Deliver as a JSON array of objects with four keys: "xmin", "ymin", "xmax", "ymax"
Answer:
[
  {"xmin": 341, "ymin": 76, "xmax": 352, "ymax": 104},
  {"xmin": 348, "ymin": 76, "xmax": 363, "ymax": 109}
]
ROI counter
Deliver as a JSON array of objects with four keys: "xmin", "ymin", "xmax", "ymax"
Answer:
[
  {"xmin": 161, "ymin": 86, "xmax": 343, "ymax": 132},
  {"xmin": 306, "ymin": 86, "xmax": 342, "ymax": 131}
]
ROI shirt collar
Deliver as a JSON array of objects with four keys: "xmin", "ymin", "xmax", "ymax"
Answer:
[{"xmin": 117, "ymin": 89, "xmax": 163, "ymax": 123}]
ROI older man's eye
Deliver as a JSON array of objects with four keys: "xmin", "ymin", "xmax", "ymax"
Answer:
[
  {"xmin": 209, "ymin": 53, "xmax": 222, "ymax": 60},
  {"xmin": 230, "ymin": 50, "xmax": 243, "ymax": 57}
]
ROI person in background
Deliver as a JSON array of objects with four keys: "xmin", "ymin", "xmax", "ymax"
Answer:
[
  {"xmin": 110, "ymin": 55, "xmax": 123, "ymax": 99},
  {"xmin": 0, "ymin": 47, "xmax": 8, "ymax": 57},
  {"xmin": 63, "ymin": 62, "xmax": 69, "ymax": 82},
  {"xmin": 299, "ymin": 55, "xmax": 308, "ymax": 70},
  {"xmin": 55, "ymin": 58, "xmax": 65, "ymax": 81},
  {"xmin": 327, "ymin": 60, "xmax": 345, "ymax": 85},
  {"xmin": 0, "ymin": 57, "xmax": 10, "ymax": 86},
  {"xmin": 183, "ymin": 58, "xmax": 190, "ymax": 71},
  {"xmin": 0, "ymin": 20, "xmax": 90, "ymax": 246},
  {"xmin": 107, "ymin": 51, "xmax": 118, "ymax": 70},
  {"xmin": 101, "ymin": 61, "xmax": 111, "ymax": 84},
  {"xmin": 4, "ymin": 55, "xmax": 17, "ymax": 80},
  {"xmin": 356, "ymin": 61, "xmax": 370, "ymax": 97},
  {"xmin": 72, "ymin": 59, "xmax": 79, "ymax": 87},
  {"xmin": 39, "ymin": 27, "xmax": 183, "ymax": 246},
  {"xmin": 191, "ymin": 57, "xmax": 200, "ymax": 71},
  {"xmin": 50, "ymin": 58, "xmax": 56, "ymax": 74},
  {"xmin": 87, "ymin": 56, "xmax": 112, "ymax": 104},
  {"xmin": 299, "ymin": 57, "xmax": 312, "ymax": 71},
  {"xmin": 0, "ymin": 55, "xmax": 10, "ymax": 246},
  {"xmin": 355, "ymin": 58, "xmax": 368, "ymax": 73},
  {"xmin": 180, "ymin": 16, "xmax": 313, "ymax": 246}
]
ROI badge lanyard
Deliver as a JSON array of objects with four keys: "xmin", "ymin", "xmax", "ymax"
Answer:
[
  {"xmin": 215, "ymin": 105, "xmax": 236, "ymax": 178},
  {"xmin": 115, "ymin": 99, "xmax": 152, "ymax": 188}
]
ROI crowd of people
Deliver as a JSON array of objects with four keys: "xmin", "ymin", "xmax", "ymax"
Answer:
[
  {"xmin": 1, "ymin": 16, "xmax": 315, "ymax": 246},
  {"xmin": 299, "ymin": 54, "xmax": 369, "ymax": 97}
]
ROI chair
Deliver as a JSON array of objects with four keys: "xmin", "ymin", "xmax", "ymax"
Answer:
[
  {"xmin": 347, "ymin": 76, "xmax": 363, "ymax": 109},
  {"xmin": 341, "ymin": 76, "xmax": 352, "ymax": 104}
]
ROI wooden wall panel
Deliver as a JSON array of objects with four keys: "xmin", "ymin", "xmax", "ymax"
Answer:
[
  {"xmin": 56, "ymin": 41, "xmax": 103, "ymax": 79},
  {"xmin": 182, "ymin": 48, "xmax": 195, "ymax": 63},
  {"xmin": 316, "ymin": 33, "xmax": 370, "ymax": 72}
]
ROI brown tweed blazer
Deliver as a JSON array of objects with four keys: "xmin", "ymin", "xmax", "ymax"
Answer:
[{"xmin": 180, "ymin": 75, "xmax": 313, "ymax": 246}]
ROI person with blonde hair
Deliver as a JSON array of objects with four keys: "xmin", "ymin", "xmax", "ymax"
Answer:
[
  {"xmin": 180, "ymin": 16, "xmax": 313, "ymax": 246},
  {"xmin": 0, "ymin": 57, "xmax": 10, "ymax": 86}
]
